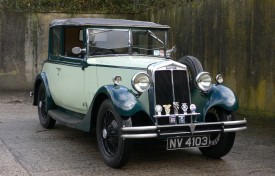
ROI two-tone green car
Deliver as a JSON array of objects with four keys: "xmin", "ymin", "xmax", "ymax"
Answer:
[{"xmin": 33, "ymin": 18, "xmax": 247, "ymax": 168}]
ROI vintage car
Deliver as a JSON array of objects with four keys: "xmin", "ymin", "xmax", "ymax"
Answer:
[{"xmin": 32, "ymin": 18, "xmax": 247, "ymax": 168}]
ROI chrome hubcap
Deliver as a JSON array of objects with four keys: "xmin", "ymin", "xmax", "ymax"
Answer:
[
  {"xmin": 39, "ymin": 101, "xmax": 42, "ymax": 108},
  {"xmin": 102, "ymin": 128, "xmax": 107, "ymax": 139}
]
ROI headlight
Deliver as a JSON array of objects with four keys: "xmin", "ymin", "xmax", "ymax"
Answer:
[
  {"xmin": 196, "ymin": 72, "xmax": 212, "ymax": 92},
  {"xmin": 131, "ymin": 72, "xmax": 151, "ymax": 93}
]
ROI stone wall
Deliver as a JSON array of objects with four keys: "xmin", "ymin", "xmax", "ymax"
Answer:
[
  {"xmin": 135, "ymin": 0, "xmax": 274, "ymax": 117},
  {"xmin": 0, "ymin": 10, "xmax": 130, "ymax": 91}
]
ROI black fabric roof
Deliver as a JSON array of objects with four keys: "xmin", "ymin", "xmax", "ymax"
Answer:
[{"xmin": 50, "ymin": 18, "xmax": 170, "ymax": 29}]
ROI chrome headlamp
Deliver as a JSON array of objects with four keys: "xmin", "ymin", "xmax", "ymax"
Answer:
[
  {"xmin": 196, "ymin": 72, "xmax": 212, "ymax": 92},
  {"xmin": 131, "ymin": 72, "xmax": 151, "ymax": 93}
]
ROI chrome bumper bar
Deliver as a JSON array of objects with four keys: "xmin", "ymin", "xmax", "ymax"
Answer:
[{"xmin": 121, "ymin": 119, "xmax": 247, "ymax": 139}]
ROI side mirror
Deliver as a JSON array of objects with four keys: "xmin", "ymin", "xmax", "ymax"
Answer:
[
  {"xmin": 72, "ymin": 47, "xmax": 86, "ymax": 55},
  {"xmin": 166, "ymin": 46, "xmax": 177, "ymax": 58}
]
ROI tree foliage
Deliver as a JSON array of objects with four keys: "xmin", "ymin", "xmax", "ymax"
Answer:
[{"xmin": 0, "ymin": 0, "xmax": 191, "ymax": 14}]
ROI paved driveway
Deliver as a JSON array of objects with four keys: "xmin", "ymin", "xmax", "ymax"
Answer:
[{"xmin": 0, "ymin": 92, "xmax": 274, "ymax": 176}]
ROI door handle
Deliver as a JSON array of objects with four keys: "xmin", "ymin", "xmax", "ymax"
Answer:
[{"xmin": 56, "ymin": 67, "xmax": 61, "ymax": 71}]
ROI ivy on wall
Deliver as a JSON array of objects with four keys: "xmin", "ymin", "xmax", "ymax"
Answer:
[{"xmin": 0, "ymin": 0, "xmax": 192, "ymax": 14}]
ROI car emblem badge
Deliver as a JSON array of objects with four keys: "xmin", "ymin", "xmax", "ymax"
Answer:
[
  {"xmin": 189, "ymin": 123, "xmax": 196, "ymax": 134},
  {"xmin": 178, "ymin": 115, "xmax": 185, "ymax": 124},
  {"xmin": 169, "ymin": 116, "xmax": 176, "ymax": 124},
  {"xmin": 173, "ymin": 102, "xmax": 179, "ymax": 114},
  {"xmin": 163, "ymin": 104, "xmax": 171, "ymax": 115}
]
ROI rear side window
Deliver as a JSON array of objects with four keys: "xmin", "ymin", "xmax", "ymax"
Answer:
[{"xmin": 51, "ymin": 27, "xmax": 61, "ymax": 56}]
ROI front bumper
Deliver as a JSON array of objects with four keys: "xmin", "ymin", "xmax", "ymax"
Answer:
[{"xmin": 121, "ymin": 117, "xmax": 247, "ymax": 139}]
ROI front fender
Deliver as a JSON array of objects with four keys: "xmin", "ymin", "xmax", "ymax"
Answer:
[
  {"xmin": 192, "ymin": 84, "xmax": 239, "ymax": 121},
  {"xmin": 33, "ymin": 72, "xmax": 56, "ymax": 110},
  {"xmin": 95, "ymin": 85, "xmax": 145, "ymax": 117}
]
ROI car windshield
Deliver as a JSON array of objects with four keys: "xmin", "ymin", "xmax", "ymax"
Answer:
[
  {"xmin": 88, "ymin": 29, "xmax": 129, "ymax": 56},
  {"xmin": 132, "ymin": 29, "xmax": 166, "ymax": 57},
  {"xmin": 88, "ymin": 28, "xmax": 167, "ymax": 57}
]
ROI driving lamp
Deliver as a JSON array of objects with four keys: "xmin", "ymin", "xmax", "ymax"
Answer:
[
  {"xmin": 131, "ymin": 72, "xmax": 151, "ymax": 93},
  {"xmin": 216, "ymin": 74, "xmax": 223, "ymax": 84},
  {"xmin": 196, "ymin": 72, "xmax": 212, "ymax": 92},
  {"xmin": 113, "ymin": 76, "xmax": 122, "ymax": 85}
]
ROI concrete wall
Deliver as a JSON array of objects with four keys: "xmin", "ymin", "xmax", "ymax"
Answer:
[
  {"xmin": 135, "ymin": 0, "xmax": 274, "ymax": 118},
  {"xmin": 0, "ymin": 10, "xmax": 130, "ymax": 91},
  {"xmin": 0, "ymin": 0, "xmax": 274, "ymax": 118}
]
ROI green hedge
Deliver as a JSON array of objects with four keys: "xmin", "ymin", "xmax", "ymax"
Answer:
[{"xmin": 1, "ymin": 0, "xmax": 190, "ymax": 13}]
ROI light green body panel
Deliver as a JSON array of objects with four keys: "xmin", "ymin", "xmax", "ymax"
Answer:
[
  {"xmin": 43, "ymin": 56, "xmax": 165, "ymax": 117},
  {"xmin": 42, "ymin": 62, "xmax": 87, "ymax": 114},
  {"xmin": 86, "ymin": 56, "xmax": 166, "ymax": 115}
]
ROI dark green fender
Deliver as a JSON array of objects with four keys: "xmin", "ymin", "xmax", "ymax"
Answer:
[
  {"xmin": 33, "ymin": 72, "xmax": 56, "ymax": 110},
  {"xmin": 191, "ymin": 84, "xmax": 239, "ymax": 122},
  {"xmin": 97, "ymin": 85, "xmax": 145, "ymax": 117},
  {"xmin": 77, "ymin": 85, "xmax": 146, "ymax": 131}
]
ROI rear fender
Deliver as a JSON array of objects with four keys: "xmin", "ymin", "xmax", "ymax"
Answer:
[{"xmin": 33, "ymin": 72, "xmax": 56, "ymax": 110}]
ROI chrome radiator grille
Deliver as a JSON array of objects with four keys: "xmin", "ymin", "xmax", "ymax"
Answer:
[{"xmin": 154, "ymin": 70, "xmax": 190, "ymax": 115}]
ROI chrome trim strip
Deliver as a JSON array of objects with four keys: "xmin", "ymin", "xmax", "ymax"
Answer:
[
  {"xmin": 122, "ymin": 126, "xmax": 157, "ymax": 131},
  {"xmin": 224, "ymin": 127, "xmax": 247, "ymax": 132},
  {"xmin": 122, "ymin": 134, "xmax": 157, "ymax": 138},
  {"xmin": 154, "ymin": 113, "xmax": 200, "ymax": 118},
  {"xmin": 194, "ymin": 129, "xmax": 222, "ymax": 133},
  {"xmin": 171, "ymin": 70, "xmax": 176, "ymax": 102},
  {"xmin": 159, "ymin": 132, "xmax": 190, "ymax": 136},
  {"xmin": 224, "ymin": 119, "xmax": 247, "ymax": 125}
]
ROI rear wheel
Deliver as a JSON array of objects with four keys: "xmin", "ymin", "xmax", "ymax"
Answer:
[
  {"xmin": 199, "ymin": 107, "xmax": 235, "ymax": 158},
  {"xmin": 96, "ymin": 99, "xmax": 132, "ymax": 168},
  {"xmin": 37, "ymin": 83, "xmax": 56, "ymax": 129}
]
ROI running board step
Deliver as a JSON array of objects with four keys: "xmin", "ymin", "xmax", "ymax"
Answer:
[{"xmin": 48, "ymin": 109, "xmax": 82, "ymax": 128}]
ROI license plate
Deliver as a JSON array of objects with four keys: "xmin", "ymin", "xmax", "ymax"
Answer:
[{"xmin": 167, "ymin": 135, "xmax": 210, "ymax": 150}]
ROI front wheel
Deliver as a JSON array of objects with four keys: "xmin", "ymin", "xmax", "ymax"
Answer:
[
  {"xmin": 199, "ymin": 107, "xmax": 235, "ymax": 158},
  {"xmin": 96, "ymin": 99, "xmax": 132, "ymax": 168}
]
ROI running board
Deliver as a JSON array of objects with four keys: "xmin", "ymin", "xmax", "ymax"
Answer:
[{"xmin": 48, "ymin": 109, "xmax": 82, "ymax": 128}]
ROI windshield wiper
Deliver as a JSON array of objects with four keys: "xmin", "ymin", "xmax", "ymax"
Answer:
[{"xmin": 147, "ymin": 30, "xmax": 164, "ymax": 45}]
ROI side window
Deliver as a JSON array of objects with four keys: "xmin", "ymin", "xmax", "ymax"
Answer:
[
  {"xmin": 51, "ymin": 27, "xmax": 61, "ymax": 56},
  {"xmin": 64, "ymin": 27, "xmax": 84, "ymax": 58}
]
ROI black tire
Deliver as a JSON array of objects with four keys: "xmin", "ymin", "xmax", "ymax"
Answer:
[
  {"xmin": 199, "ymin": 107, "xmax": 235, "ymax": 158},
  {"xmin": 37, "ymin": 83, "xmax": 56, "ymax": 129},
  {"xmin": 178, "ymin": 56, "xmax": 203, "ymax": 90},
  {"xmin": 96, "ymin": 99, "xmax": 132, "ymax": 168}
]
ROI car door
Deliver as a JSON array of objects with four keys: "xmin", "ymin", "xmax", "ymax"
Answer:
[{"xmin": 48, "ymin": 26, "xmax": 87, "ymax": 114}]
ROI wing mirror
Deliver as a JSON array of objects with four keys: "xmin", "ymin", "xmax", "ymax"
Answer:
[{"xmin": 72, "ymin": 47, "xmax": 86, "ymax": 55}]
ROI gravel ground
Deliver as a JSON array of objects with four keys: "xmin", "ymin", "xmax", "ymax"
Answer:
[{"xmin": 0, "ymin": 91, "xmax": 274, "ymax": 176}]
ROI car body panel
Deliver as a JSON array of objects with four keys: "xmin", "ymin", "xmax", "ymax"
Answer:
[{"xmin": 191, "ymin": 85, "xmax": 239, "ymax": 122}]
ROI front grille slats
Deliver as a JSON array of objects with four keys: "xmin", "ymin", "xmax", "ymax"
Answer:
[{"xmin": 154, "ymin": 69, "xmax": 190, "ymax": 115}]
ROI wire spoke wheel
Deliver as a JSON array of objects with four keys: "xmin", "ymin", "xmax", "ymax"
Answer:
[
  {"xmin": 102, "ymin": 111, "xmax": 119, "ymax": 156},
  {"xmin": 97, "ymin": 99, "xmax": 132, "ymax": 168},
  {"xmin": 37, "ymin": 83, "xmax": 56, "ymax": 129}
]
